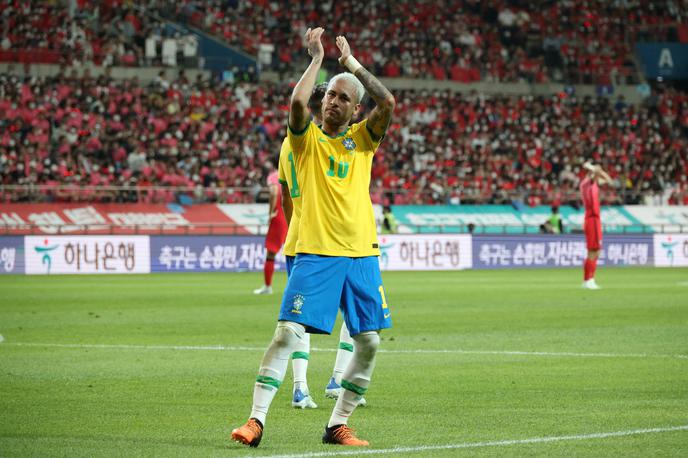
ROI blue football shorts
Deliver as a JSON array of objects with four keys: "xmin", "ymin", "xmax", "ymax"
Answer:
[{"xmin": 279, "ymin": 254, "xmax": 392, "ymax": 336}]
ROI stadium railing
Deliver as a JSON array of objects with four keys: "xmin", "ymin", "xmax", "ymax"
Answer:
[
  {"xmin": 0, "ymin": 223, "xmax": 264, "ymax": 236},
  {"xmin": 0, "ymin": 184, "xmax": 659, "ymax": 206},
  {"xmin": 1, "ymin": 223, "xmax": 685, "ymax": 236},
  {"xmin": 0, "ymin": 47, "xmax": 202, "ymax": 69},
  {"xmin": 401, "ymin": 224, "xmax": 686, "ymax": 234},
  {"xmin": 0, "ymin": 184, "xmax": 259, "ymax": 204}
]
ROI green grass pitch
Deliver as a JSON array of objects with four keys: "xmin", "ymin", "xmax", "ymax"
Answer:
[{"xmin": 1, "ymin": 268, "xmax": 687, "ymax": 457}]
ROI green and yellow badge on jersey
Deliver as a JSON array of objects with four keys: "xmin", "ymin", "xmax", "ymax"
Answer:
[{"xmin": 342, "ymin": 137, "xmax": 356, "ymax": 151}]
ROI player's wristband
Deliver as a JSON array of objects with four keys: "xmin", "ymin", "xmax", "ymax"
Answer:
[{"xmin": 342, "ymin": 55, "xmax": 363, "ymax": 74}]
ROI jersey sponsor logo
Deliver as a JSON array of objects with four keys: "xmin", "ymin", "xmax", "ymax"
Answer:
[
  {"xmin": 291, "ymin": 293, "xmax": 305, "ymax": 314},
  {"xmin": 342, "ymin": 137, "xmax": 356, "ymax": 151}
]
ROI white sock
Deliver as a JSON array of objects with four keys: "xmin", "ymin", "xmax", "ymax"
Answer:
[
  {"xmin": 250, "ymin": 321, "xmax": 305, "ymax": 424},
  {"xmin": 332, "ymin": 322, "xmax": 354, "ymax": 385},
  {"xmin": 291, "ymin": 332, "xmax": 310, "ymax": 393},
  {"xmin": 328, "ymin": 331, "xmax": 379, "ymax": 427}
]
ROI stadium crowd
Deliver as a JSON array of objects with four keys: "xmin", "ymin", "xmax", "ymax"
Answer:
[
  {"xmin": 1, "ymin": 71, "xmax": 687, "ymax": 205},
  {"xmin": 150, "ymin": 0, "xmax": 685, "ymax": 84},
  {"xmin": 3, "ymin": 1, "xmax": 686, "ymax": 83},
  {"xmin": 0, "ymin": 0, "xmax": 198, "ymax": 67}
]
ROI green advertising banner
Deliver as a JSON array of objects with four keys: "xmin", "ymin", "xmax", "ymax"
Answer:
[{"xmin": 391, "ymin": 205, "xmax": 646, "ymax": 234}]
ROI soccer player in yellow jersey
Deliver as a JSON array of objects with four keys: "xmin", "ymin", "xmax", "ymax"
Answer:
[
  {"xmin": 278, "ymin": 83, "xmax": 367, "ymax": 410},
  {"xmin": 232, "ymin": 27, "xmax": 395, "ymax": 447}
]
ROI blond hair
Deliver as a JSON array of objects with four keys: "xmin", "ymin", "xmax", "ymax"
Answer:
[{"xmin": 328, "ymin": 72, "xmax": 365, "ymax": 103}]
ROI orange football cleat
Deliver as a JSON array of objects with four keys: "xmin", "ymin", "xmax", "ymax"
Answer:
[
  {"xmin": 322, "ymin": 424, "xmax": 369, "ymax": 446},
  {"xmin": 231, "ymin": 418, "xmax": 263, "ymax": 447}
]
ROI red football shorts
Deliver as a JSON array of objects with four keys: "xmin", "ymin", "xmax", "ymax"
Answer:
[
  {"xmin": 265, "ymin": 212, "xmax": 288, "ymax": 253},
  {"xmin": 584, "ymin": 217, "xmax": 602, "ymax": 251}
]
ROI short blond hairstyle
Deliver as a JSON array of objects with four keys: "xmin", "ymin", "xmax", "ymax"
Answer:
[{"xmin": 327, "ymin": 72, "xmax": 365, "ymax": 103}]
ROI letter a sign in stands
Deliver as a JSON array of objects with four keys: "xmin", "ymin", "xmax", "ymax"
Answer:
[{"xmin": 635, "ymin": 43, "xmax": 688, "ymax": 79}]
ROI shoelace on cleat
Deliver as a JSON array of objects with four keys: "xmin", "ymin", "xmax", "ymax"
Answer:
[
  {"xmin": 333, "ymin": 425, "xmax": 357, "ymax": 442},
  {"xmin": 244, "ymin": 419, "xmax": 262, "ymax": 437}
]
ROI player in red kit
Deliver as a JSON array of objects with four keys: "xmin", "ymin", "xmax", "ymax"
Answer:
[
  {"xmin": 580, "ymin": 162, "xmax": 612, "ymax": 290},
  {"xmin": 254, "ymin": 166, "xmax": 288, "ymax": 295}
]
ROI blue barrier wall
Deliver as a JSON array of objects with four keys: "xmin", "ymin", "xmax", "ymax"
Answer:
[
  {"xmin": 2, "ymin": 233, "xmax": 682, "ymax": 274},
  {"xmin": 472, "ymin": 234, "xmax": 653, "ymax": 269},
  {"xmin": 151, "ymin": 235, "xmax": 284, "ymax": 272},
  {"xmin": 0, "ymin": 236, "xmax": 24, "ymax": 274}
]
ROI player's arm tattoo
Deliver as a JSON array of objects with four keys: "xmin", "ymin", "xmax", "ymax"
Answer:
[{"xmin": 355, "ymin": 68, "xmax": 395, "ymax": 141}]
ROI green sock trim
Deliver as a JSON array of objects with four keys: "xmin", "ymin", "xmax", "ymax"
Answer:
[
  {"xmin": 341, "ymin": 379, "xmax": 367, "ymax": 396},
  {"xmin": 338, "ymin": 342, "xmax": 354, "ymax": 352},
  {"xmin": 291, "ymin": 351, "xmax": 310, "ymax": 360},
  {"xmin": 256, "ymin": 375, "xmax": 281, "ymax": 389}
]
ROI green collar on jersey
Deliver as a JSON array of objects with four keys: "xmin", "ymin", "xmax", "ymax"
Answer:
[{"xmin": 318, "ymin": 124, "xmax": 350, "ymax": 139}]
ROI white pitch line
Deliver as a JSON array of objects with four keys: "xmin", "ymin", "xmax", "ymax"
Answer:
[
  {"xmin": 2, "ymin": 341, "xmax": 687, "ymax": 360},
  {"xmin": 0, "ymin": 334, "xmax": 4, "ymax": 343},
  {"xmin": 259, "ymin": 425, "xmax": 688, "ymax": 458},
  {"xmin": 374, "ymin": 348, "xmax": 688, "ymax": 360}
]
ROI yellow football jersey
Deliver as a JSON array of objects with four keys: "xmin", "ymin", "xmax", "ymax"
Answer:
[
  {"xmin": 287, "ymin": 119, "xmax": 381, "ymax": 257},
  {"xmin": 277, "ymin": 137, "xmax": 301, "ymax": 257}
]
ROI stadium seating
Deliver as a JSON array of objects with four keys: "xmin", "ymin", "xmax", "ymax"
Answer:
[
  {"xmin": 3, "ymin": 1, "xmax": 684, "ymax": 83},
  {"xmin": 151, "ymin": 0, "xmax": 682, "ymax": 84},
  {"xmin": 1, "ymin": 73, "xmax": 687, "ymax": 205},
  {"xmin": 0, "ymin": 1, "xmax": 197, "ymax": 67}
]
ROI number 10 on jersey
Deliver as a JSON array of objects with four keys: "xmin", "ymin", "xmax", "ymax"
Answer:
[{"xmin": 327, "ymin": 155, "xmax": 349, "ymax": 179}]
